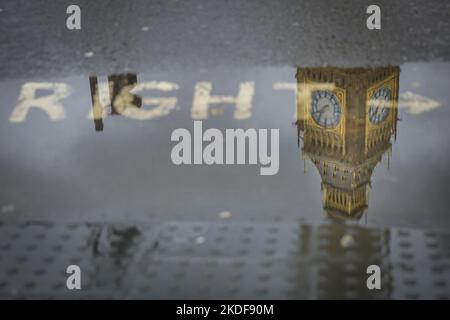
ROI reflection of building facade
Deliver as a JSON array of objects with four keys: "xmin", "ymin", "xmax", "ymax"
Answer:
[{"xmin": 296, "ymin": 66, "xmax": 400, "ymax": 220}]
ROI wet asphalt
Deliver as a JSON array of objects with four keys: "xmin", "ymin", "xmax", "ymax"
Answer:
[
  {"xmin": 0, "ymin": 0, "xmax": 450, "ymax": 300},
  {"xmin": 0, "ymin": 0, "xmax": 449, "ymax": 78}
]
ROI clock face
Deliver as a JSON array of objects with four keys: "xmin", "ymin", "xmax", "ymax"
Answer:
[
  {"xmin": 310, "ymin": 90, "xmax": 341, "ymax": 128},
  {"xmin": 368, "ymin": 87, "xmax": 392, "ymax": 124}
]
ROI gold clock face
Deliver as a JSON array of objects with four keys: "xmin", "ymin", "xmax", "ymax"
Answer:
[{"xmin": 368, "ymin": 87, "xmax": 392, "ymax": 124}]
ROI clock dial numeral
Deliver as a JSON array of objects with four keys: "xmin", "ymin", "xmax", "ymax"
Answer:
[{"xmin": 310, "ymin": 90, "xmax": 341, "ymax": 128}]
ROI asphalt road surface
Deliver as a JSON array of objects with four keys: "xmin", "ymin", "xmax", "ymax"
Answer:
[{"xmin": 0, "ymin": 0, "xmax": 449, "ymax": 78}]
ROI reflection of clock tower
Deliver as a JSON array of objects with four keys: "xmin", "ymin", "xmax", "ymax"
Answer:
[{"xmin": 296, "ymin": 66, "xmax": 400, "ymax": 220}]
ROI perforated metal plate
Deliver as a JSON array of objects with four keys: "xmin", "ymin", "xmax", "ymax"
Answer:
[{"xmin": 0, "ymin": 221, "xmax": 449, "ymax": 299}]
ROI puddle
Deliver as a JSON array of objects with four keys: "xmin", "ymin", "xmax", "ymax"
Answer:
[
  {"xmin": 0, "ymin": 63, "xmax": 449, "ymax": 229},
  {"xmin": 0, "ymin": 63, "xmax": 449, "ymax": 299}
]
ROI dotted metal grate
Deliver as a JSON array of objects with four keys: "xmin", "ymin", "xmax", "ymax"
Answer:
[{"xmin": 0, "ymin": 221, "xmax": 449, "ymax": 299}]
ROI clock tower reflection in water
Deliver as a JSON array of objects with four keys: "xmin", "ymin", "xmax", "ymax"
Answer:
[{"xmin": 296, "ymin": 66, "xmax": 400, "ymax": 220}]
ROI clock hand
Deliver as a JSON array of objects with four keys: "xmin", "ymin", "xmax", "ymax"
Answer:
[
  {"xmin": 374, "ymin": 106, "xmax": 379, "ymax": 115},
  {"xmin": 319, "ymin": 104, "xmax": 330, "ymax": 113},
  {"xmin": 317, "ymin": 110, "xmax": 323, "ymax": 122}
]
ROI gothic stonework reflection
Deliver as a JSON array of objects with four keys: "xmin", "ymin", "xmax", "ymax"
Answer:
[{"xmin": 296, "ymin": 66, "xmax": 400, "ymax": 220}]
